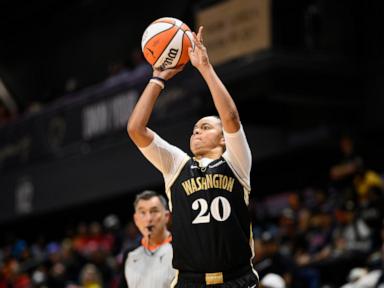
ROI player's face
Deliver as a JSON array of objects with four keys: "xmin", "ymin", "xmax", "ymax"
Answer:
[
  {"xmin": 190, "ymin": 116, "xmax": 225, "ymax": 157},
  {"xmin": 134, "ymin": 197, "xmax": 169, "ymax": 239}
]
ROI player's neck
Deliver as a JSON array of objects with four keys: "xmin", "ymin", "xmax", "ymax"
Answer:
[{"xmin": 194, "ymin": 149, "xmax": 223, "ymax": 161}]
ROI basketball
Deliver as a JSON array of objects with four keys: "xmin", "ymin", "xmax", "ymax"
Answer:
[{"xmin": 141, "ymin": 17, "xmax": 194, "ymax": 70}]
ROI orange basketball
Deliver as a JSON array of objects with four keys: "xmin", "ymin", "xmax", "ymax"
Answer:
[{"xmin": 141, "ymin": 17, "xmax": 194, "ymax": 70}]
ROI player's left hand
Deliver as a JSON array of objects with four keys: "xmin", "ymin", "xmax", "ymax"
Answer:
[{"xmin": 153, "ymin": 65, "xmax": 184, "ymax": 80}]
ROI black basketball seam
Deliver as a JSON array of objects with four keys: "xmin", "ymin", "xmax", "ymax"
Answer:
[
  {"xmin": 143, "ymin": 21, "xmax": 176, "ymax": 62},
  {"xmin": 178, "ymin": 30, "xmax": 193, "ymax": 67},
  {"xmin": 175, "ymin": 31, "xmax": 186, "ymax": 68},
  {"xmin": 154, "ymin": 25, "xmax": 183, "ymax": 68}
]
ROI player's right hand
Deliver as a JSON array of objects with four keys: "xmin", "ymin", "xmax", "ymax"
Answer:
[{"xmin": 189, "ymin": 26, "xmax": 210, "ymax": 71}]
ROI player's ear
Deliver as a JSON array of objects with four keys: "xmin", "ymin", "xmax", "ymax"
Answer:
[
  {"xmin": 220, "ymin": 135, "xmax": 225, "ymax": 146},
  {"xmin": 219, "ymin": 136, "xmax": 226, "ymax": 152}
]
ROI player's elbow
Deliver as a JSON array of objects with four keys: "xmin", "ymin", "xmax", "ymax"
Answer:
[
  {"xmin": 127, "ymin": 118, "xmax": 139, "ymax": 138},
  {"xmin": 126, "ymin": 124, "xmax": 136, "ymax": 139},
  {"xmin": 127, "ymin": 122, "xmax": 153, "ymax": 147},
  {"xmin": 127, "ymin": 119, "xmax": 147, "ymax": 139}
]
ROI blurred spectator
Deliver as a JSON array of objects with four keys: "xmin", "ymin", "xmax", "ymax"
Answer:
[
  {"xmin": 340, "ymin": 267, "xmax": 368, "ymax": 287},
  {"xmin": 87, "ymin": 246, "xmax": 114, "ymax": 288},
  {"xmin": 45, "ymin": 242, "xmax": 68, "ymax": 288},
  {"xmin": 260, "ymin": 273, "xmax": 286, "ymax": 288},
  {"xmin": 31, "ymin": 265, "xmax": 48, "ymax": 288},
  {"xmin": 329, "ymin": 133, "xmax": 363, "ymax": 202},
  {"xmin": 30, "ymin": 235, "xmax": 47, "ymax": 264},
  {"xmin": 346, "ymin": 269, "xmax": 382, "ymax": 288},
  {"xmin": 287, "ymin": 192, "xmax": 301, "ymax": 214},
  {"xmin": 103, "ymin": 214, "xmax": 120, "ymax": 232},
  {"xmin": 354, "ymin": 167, "xmax": 383, "ymax": 202},
  {"xmin": 104, "ymin": 48, "xmax": 151, "ymax": 88},
  {"xmin": 277, "ymin": 208, "xmax": 297, "ymax": 257},
  {"xmin": 351, "ymin": 221, "xmax": 384, "ymax": 287},
  {"xmin": 72, "ymin": 222, "xmax": 89, "ymax": 255},
  {"xmin": 103, "ymin": 214, "xmax": 122, "ymax": 256},
  {"xmin": 127, "ymin": 48, "xmax": 152, "ymax": 82},
  {"xmin": 2, "ymin": 259, "xmax": 31, "ymax": 288},
  {"xmin": 118, "ymin": 221, "xmax": 140, "ymax": 262},
  {"xmin": 253, "ymin": 231, "xmax": 295, "ymax": 286},
  {"xmin": 295, "ymin": 210, "xmax": 333, "ymax": 265},
  {"xmin": 0, "ymin": 78, "xmax": 18, "ymax": 125},
  {"xmin": 11, "ymin": 240, "xmax": 28, "ymax": 261},
  {"xmin": 60, "ymin": 238, "xmax": 83, "ymax": 284},
  {"xmin": 86, "ymin": 221, "xmax": 111, "ymax": 255},
  {"xmin": 333, "ymin": 201, "xmax": 372, "ymax": 255},
  {"xmin": 356, "ymin": 175, "xmax": 384, "ymax": 250},
  {"xmin": 79, "ymin": 263, "xmax": 103, "ymax": 288},
  {"xmin": 71, "ymin": 221, "xmax": 115, "ymax": 287},
  {"xmin": 290, "ymin": 209, "xmax": 324, "ymax": 288}
]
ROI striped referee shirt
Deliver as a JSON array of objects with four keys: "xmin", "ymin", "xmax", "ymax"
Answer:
[{"xmin": 124, "ymin": 241, "xmax": 175, "ymax": 288}]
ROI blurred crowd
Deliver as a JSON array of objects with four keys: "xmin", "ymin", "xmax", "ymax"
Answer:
[
  {"xmin": 1, "ymin": 135, "xmax": 383, "ymax": 288},
  {"xmin": 251, "ymin": 134, "xmax": 384, "ymax": 288},
  {"xmin": 0, "ymin": 216, "xmax": 141, "ymax": 288}
]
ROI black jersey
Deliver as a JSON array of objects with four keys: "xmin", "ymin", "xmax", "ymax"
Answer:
[{"xmin": 170, "ymin": 156, "xmax": 253, "ymax": 273}]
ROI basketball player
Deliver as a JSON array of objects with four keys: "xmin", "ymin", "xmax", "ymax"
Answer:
[
  {"xmin": 127, "ymin": 26, "xmax": 259, "ymax": 287},
  {"xmin": 124, "ymin": 190, "xmax": 175, "ymax": 288}
]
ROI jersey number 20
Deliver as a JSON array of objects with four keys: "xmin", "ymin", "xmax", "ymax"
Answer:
[{"xmin": 192, "ymin": 196, "xmax": 231, "ymax": 224}]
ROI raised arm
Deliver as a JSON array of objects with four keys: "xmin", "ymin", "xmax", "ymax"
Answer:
[
  {"xmin": 127, "ymin": 67, "xmax": 183, "ymax": 148},
  {"xmin": 188, "ymin": 26, "xmax": 240, "ymax": 133}
]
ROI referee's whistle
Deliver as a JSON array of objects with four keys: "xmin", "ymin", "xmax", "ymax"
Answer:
[{"xmin": 147, "ymin": 225, "xmax": 154, "ymax": 232}]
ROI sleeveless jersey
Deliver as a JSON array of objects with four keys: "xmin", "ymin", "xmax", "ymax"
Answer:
[{"xmin": 170, "ymin": 156, "xmax": 252, "ymax": 272}]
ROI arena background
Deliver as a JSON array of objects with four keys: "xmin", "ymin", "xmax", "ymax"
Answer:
[{"xmin": 1, "ymin": 0, "xmax": 384, "ymax": 287}]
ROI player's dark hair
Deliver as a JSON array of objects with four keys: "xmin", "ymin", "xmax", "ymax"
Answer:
[
  {"xmin": 209, "ymin": 114, "xmax": 221, "ymax": 124},
  {"xmin": 210, "ymin": 115, "xmax": 223, "ymax": 131},
  {"xmin": 134, "ymin": 190, "xmax": 169, "ymax": 211}
]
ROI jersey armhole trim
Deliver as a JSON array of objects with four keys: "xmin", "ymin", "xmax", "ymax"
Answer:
[{"xmin": 165, "ymin": 155, "xmax": 190, "ymax": 211}]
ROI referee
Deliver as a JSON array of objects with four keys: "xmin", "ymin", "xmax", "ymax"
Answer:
[
  {"xmin": 124, "ymin": 190, "xmax": 175, "ymax": 288},
  {"xmin": 127, "ymin": 26, "xmax": 259, "ymax": 287}
]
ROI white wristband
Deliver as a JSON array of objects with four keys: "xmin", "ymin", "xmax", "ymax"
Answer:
[{"xmin": 149, "ymin": 79, "xmax": 165, "ymax": 90}]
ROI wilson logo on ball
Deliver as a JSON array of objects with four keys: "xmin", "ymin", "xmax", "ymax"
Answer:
[
  {"xmin": 141, "ymin": 17, "xmax": 194, "ymax": 69},
  {"xmin": 160, "ymin": 48, "xmax": 179, "ymax": 70}
]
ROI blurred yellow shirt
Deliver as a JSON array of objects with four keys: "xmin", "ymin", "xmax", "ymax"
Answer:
[
  {"xmin": 84, "ymin": 283, "xmax": 102, "ymax": 288},
  {"xmin": 354, "ymin": 170, "xmax": 383, "ymax": 197}
]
